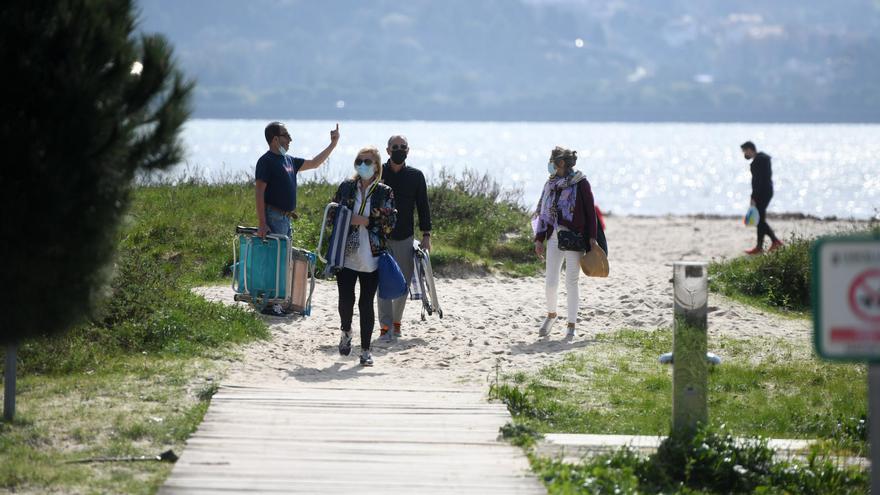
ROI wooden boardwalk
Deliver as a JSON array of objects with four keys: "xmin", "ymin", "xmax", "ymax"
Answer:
[{"xmin": 160, "ymin": 384, "xmax": 545, "ymax": 494}]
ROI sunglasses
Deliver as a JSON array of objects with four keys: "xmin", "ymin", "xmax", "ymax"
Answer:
[
  {"xmin": 354, "ymin": 158, "xmax": 374, "ymax": 166},
  {"xmin": 277, "ymin": 133, "xmax": 291, "ymax": 140},
  {"xmin": 390, "ymin": 144, "xmax": 408, "ymax": 151}
]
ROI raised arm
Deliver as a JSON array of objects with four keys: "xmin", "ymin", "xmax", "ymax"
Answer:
[{"xmin": 301, "ymin": 123, "xmax": 340, "ymax": 171}]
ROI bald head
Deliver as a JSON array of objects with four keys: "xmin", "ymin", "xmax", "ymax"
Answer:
[{"xmin": 387, "ymin": 135, "xmax": 409, "ymax": 166}]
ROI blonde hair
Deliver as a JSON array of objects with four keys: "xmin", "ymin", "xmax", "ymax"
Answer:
[{"xmin": 352, "ymin": 146, "xmax": 383, "ymax": 181}]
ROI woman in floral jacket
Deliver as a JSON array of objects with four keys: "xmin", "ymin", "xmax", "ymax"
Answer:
[
  {"xmin": 533, "ymin": 146, "xmax": 597, "ymax": 340},
  {"xmin": 329, "ymin": 146, "xmax": 397, "ymax": 366}
]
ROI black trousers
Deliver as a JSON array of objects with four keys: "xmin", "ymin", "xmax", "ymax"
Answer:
[
  {"xmin": 755, "ymin": 198, "xmax": 779, "ymax": 248},
  {"xmin": 336, "ymin": 268, "xmax": 379, "ymax": 351}
]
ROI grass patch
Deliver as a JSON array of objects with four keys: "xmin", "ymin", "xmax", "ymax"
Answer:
[
  {"xmin": 492, "ymin": 329, "xmax": 866, "ymax": 450},
  {"xmin": 492, "ymin": 328, "xmax": 868, "ymax": 493},
  {"xmin": 0, "ymin": 358, "xmax": 222, "ymax": 494},
  {"xmin": 709, "ymin": 227, "xmax": 880, "ymax": 315}
]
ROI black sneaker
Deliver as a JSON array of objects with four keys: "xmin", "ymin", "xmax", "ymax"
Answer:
[
  {"xmin": 359, "ymin": 350, "xmax": 373, "ymax": 366},
  {"xmin": 338, "ymin": 331, "xmax": 352, "ymax": 356}
]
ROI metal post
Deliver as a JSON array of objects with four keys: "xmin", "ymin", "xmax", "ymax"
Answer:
[
  {"xmin": 870, "ymin": 364, "xmax": 880, "ymax": 492},
  {"xmin": 4, "ymin": 343, "xmax": 16, "ymax": 422},
  {"xmin": 671, "ymin": 261, "xmax": 709, "ymax": 437}
]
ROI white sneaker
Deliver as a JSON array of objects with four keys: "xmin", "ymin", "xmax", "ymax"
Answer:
[
  {"xmin": 359, "ymin": 350, "xmax": 373, "ymax": 366},
  {"xmin": 565, "ymin": 326, "xmax": 577, "ymax": 339}
]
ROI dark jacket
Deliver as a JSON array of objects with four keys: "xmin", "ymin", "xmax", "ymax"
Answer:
[
  {"xmin": 381, "ymin": 162, "xmax": 431, "ymax": 240},
  {"xmin": 329, "ymin": 179, "xmax": 397, "ymax": 256},
  {"xmin": 750, "ymin": 152, "xmax": 774, "ymax": 203}
]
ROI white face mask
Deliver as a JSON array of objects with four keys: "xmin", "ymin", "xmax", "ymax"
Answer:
[
  {"xmin": 278, "ymin": 143, "xmax": 288, "ymax": 156},
  {"xmin": 356, "ymin": 163, "xmax": 374, "ymax": 180},
  {"xmin": 548, "ymin": 162, "xmax": 557, "ymax": 174}
]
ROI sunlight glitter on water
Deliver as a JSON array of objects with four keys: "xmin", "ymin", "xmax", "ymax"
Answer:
[{"xmin": 172, "ymin": 120, "xmax": 880, "ymax": 219}]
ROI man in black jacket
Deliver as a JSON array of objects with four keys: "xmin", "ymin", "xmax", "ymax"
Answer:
[
  {"xmin": 378, "ymin": 135, "xmax": 432, "ymax": 341},
  {"xmin": 742, "ymin": 141, "xmax": 783, "ymax": 255}
]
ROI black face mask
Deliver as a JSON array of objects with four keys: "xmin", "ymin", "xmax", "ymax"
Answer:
[{"xmin": 390, "ymin": 149, "xmax": 408, "ymax": 165}]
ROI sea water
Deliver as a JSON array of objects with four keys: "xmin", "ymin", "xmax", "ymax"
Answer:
[{"xmin": 169, "ymin": 119, "xmax": 880, "ymax": 219}]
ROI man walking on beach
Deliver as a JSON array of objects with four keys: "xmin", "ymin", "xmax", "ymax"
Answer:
[
  {"xmin": 741, "ymin": 141, "xmax": 782, "ymax": 255},
  {"xmin": 254, "ymin": 121, "xmax": 339, "ymax": 315},
  {"xmin": 378, "ymin": 135, "xmax": 432, "ymax": 341}
]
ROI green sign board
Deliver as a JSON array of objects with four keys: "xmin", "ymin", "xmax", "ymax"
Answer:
[{"xmin": 812, "ymin": 236, "xmax": 880, "ymax": 362}]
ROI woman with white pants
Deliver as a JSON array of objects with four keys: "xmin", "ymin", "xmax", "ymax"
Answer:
[{"xmin": 533, "ymin": 147, "xmax": 597, "ymax": 338}]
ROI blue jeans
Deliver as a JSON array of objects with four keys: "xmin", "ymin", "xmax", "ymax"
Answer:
[{"xmin": 266, "ymin": 207, "xmax": 292, "ymax": 239}]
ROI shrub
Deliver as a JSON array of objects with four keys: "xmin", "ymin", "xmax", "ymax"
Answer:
[
  {"xmin": 533, "ymin": 425, "xmax": 868, "ymax": 494},
  {"xmin": 710, "ymin": 227, "xmax": 880, "ymax": 312}
]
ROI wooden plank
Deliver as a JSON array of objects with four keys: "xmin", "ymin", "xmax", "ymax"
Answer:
[{"xmin": 160, "ymin": 384, "xmax": 545, "ymax": 494}]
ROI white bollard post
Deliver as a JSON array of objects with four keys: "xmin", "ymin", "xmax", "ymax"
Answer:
[{"xmin": 671, "ymin": 261, "xmax": 709, "ymax": 437}]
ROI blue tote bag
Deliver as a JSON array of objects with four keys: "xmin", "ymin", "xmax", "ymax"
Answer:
[{"xmin": 378, "ymin": 251, "xmax": 408, "ymax": 300}]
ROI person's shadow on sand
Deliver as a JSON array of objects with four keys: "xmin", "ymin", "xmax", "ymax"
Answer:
[
  {"xmin": 315, "ymin": 337, "xmax": 429, "ymax": 356},
  {"xmin": 508, "ymin": 336, "xmax": 596, "ymax": 356},
  {"xmin": 284, "ymin": 362, "xmax": 386, "ymax": 383}
]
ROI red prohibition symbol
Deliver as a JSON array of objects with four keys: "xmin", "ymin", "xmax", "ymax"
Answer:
[{"xmin": 849, "ymin": 268, "xmax": 880, "ymax": 323}]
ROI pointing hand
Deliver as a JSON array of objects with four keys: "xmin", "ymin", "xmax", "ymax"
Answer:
[{"xmin": 330, "ymin": 123, "xmax": 340, "ymax": 143}]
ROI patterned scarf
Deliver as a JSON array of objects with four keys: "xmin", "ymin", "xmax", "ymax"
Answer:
[{"xmin": 535, "ymin": 171, "xmax": 585, "ymax": 228}]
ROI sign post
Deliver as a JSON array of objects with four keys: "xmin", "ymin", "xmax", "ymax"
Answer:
[{"xmin": 812, "ymin": 235, "xmax": 880, "ymax": 490}]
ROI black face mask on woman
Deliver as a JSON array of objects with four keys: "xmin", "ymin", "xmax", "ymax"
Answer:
[{"xmin": 390, "ymin": 149, "xmax": 408, "ymax": 165}]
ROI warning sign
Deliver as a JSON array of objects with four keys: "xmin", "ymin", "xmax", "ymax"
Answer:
[
  {"xmin": 849, "ymin": 269, "xmax": 880, "ymax": 322},
  {"xmin": 813, "ymin": 237, "xmax": 880, "ymax": 361}
]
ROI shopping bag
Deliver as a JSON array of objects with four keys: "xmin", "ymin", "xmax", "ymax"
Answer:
[
  {"xmin": 377, "ymin": 251, "xmax": 408, "ymax": 300},
  {"xmin": 744, "ymin": 205, "xmax": 760, "ymax": 226}
]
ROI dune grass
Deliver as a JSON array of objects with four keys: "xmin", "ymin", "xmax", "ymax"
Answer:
[
  {"xmin": 491, "ymin": 328, "xmax": 868, "ymax": 494},
  {"xmin": 709, "ymin": 226, "xmax": 880, "ymax": 316},
  {"xmin": 123, "ymin": 171, "xmax": 538, "ymax": 281}
]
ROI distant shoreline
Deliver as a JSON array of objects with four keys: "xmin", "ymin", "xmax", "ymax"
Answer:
[
  {"xmin": 613, "ymin": 211, "xmax": 877, "ymax": 222},
  {"xmin": 187, "ymin": 116, "xmax": 880, "ymax": 126}
]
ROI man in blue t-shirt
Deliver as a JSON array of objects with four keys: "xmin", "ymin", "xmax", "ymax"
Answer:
[{"xmin": 255, "ymin": 121, "xmax": 340, "ymax": 239}]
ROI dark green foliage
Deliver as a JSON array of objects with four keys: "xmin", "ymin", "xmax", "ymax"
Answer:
[
  {"xmin": 710, "ymin": 236, "xmax": 813, "ymax": 311},
  {"xmin": 0, "ymin": 0, "xmax": 192, "ymax": 343},
  {"xmin": 17, "ymin": 248, "xmax": 267, "ymax": 375},
  {"xmin": 498, "ymin": 422, "xmax": 543, "ymax": 448},
  {"xmin": 710, "ymin": 227, "xmax": 880, "ymax": 313},
  {"xmin": 533, "ymin": 426, "xmax": 868, "ymax": 494},
  {"xmin": 426, "ymin": 170, "xmax": 539, "ymax": 274}
]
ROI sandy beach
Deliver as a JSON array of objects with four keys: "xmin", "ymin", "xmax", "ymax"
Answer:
[{"xmin": 196, "ymin": 215, "xmax": 864, "ymax": 390}]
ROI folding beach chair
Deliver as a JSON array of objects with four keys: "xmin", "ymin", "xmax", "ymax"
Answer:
[
  {"xmin": 316, "ymin": 202, "xmax": 351, "ymax": 277},
  {"xmin": 410, "ymin": 240, "xmax": 443, "ymax": 321},
  {"xmin": 231, "ymin": 226, "xmax": 317, "ymax": 316}
]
